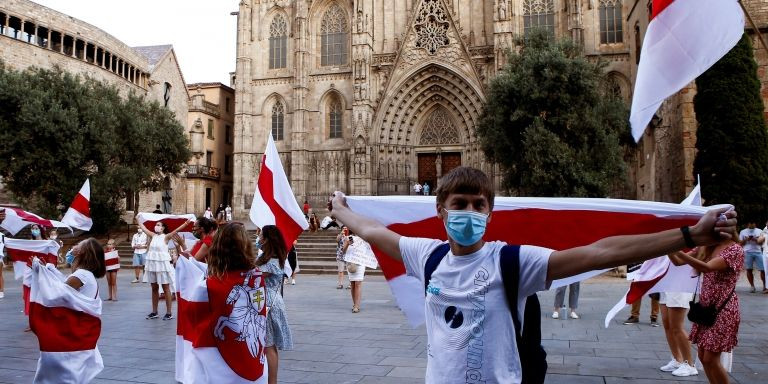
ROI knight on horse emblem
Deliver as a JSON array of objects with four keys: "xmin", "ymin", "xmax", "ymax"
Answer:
[{"xmin": 214, "ymin": 270, "xmax": 267, "ymax": 361}]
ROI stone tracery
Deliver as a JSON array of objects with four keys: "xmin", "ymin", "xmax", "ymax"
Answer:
[
  {"xmin": 419, "ymin": 107, "xmax": 460, "ymax": 145},
  {"xmin": 413, "ymin": 0, "xmax": 451, "ymax": 55}
]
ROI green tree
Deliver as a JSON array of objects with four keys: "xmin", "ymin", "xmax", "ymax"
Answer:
[
  {"xmin": 0, "ymin": 63, "xmax": 191, "ymax": 232},
  {"xmin": 694, "ymin": 34, "xmax": 768, "ymax": 224},
  {"xmin": 477, "ymin": 31, "xmax": 630, "ymax": 197}
]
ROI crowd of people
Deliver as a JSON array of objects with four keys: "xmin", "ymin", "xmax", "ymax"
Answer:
[{"xmin": 0, "ymin": 165, "xmax": 753, "ymax": 384}]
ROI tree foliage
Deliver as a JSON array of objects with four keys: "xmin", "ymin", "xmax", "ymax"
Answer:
[
  {"xmin": 0, "ymin": 63, "xmax": 191, "ymax": 232},
  {"xmin": 476, "ymin": 31, "xmax": 631, "ymax": 197},
  {"xmin": 694, "ymin": 34, "xmax": 768, "ymax": 224}
]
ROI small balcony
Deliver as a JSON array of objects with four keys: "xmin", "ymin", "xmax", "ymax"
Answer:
[{"xmin": 186, "ymin": 165, "xmax": 220, "ymax": 180}]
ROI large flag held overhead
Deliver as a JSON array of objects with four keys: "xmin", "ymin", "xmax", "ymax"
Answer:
[
  {"xmin": 137, "ymin": 212, "xmax": 196, "ymax": 233},
  {"xmin": 629, "ymin": 0, "xmax": 744, "ymax": 141},
  {"xmin": 61, "ymin": 179, "xmax": 93, "ymax": 231},
  {"xmin": 344, "ymin": 195, "xmax": 728, "ymax": 327},
  {"xmin": 175, "ymin": 256, "xmax": 268, "ymax": 384},
  {"xmin": 249, "ymin": 134, "xmax": 309, "ymax": 250},
  {"xmin": 4, "ymin": 238, "xmax": 61, "ymax": 315},
  {"xmin": 29, "ymin": 259, "xmax": 103, "ymax": 384},
  {"xmin": 0, "ymin": 208, "xmax": 71, "ymax": 236}
]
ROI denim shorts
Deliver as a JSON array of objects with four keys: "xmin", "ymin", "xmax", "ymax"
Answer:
[
  {"xmin": 132, "ymin": 253, "xmax": 145, "ymax": 266},
  {"xmin": 745, "ymin": 251, "xmax": 764, "ymax": 271}
]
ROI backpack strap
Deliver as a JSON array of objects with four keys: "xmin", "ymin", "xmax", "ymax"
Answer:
[
  {"xmin": 499, "ymin": 245, "xmax": 523, "ymax": 335},
  {"xmin": 424, "ymin": 243, "xmax": 451, "ymax": 295}
]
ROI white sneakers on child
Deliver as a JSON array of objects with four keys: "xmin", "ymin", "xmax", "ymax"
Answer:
[
  {"xmin": 551, "ymin": 311, "xmax": 559, "ymax": 319},
  {"xmin": 671, "ymin": 362, "xmax": 698, "ymax": 377},
  {"xmin": 660, "ymin": 359, "xmax": 681, "ymax": 372}
]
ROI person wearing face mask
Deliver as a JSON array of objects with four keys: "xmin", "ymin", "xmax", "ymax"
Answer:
[
  {"xmin": 328, "ymin": 166, "xmax": 739, "ymax": 384},
  {"xmin": 182, "ymin": 217, "xmax": 217, "ymax": 262},
  {"xmin": 137, "ymin": 218, "xmax": 193, "ymax": 321},
  {"xmin": 131, "ymin": 227, "xmax": 149, "ymax": 283}
]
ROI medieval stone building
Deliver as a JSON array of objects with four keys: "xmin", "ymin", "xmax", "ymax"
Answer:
[{"xmin": 232, "ymin": 0, "xmax": 635, "ymax": 217}]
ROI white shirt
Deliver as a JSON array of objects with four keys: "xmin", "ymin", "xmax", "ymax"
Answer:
[
  {"xmin": 400, "ymin": 237, "xmax": 552, "ymax": 384},
  {"xmin": 739, "ymin": 228, "xmax": 762, "ymax": 252},
  {"xmin": 204, "ymin": 210, "xmax": 214, "ymax": 219},
  {"xmin": 131, "ymin": 232, "xmax": 148, "ymax": 254},
  {"xmin": 69, "ymin": 269, "xmax": 98, "ymax": 299}
]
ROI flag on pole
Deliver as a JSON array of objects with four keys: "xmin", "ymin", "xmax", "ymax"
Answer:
[
  {"xmin": 61, "ymin": 179, "xmax": 93, "ymax": 231},
  {"xmin": 29, "ymin": 259, "xmax": 103, "ymax": 384},
  {"xmin": 604, "ymin": 183, "xmax": 704, "ymax": 327},
  {"xmin": 344, "ymin": 195, "xmax": 725, "ymax": 327},
  {"xmin": 175, "ymin": 256, "xmax": 268, "ymax": 384},
  {"xmin": 249, "ymin": 134, "xmax": 309, "ymax": 250},
  {"xmin": 4, "ymin": 238, "xmax": 61, "ymax": 315},
  {"xmin": 629, "ymin": 0, "xmax": 744, "ymax": 141},
  {"xmin": 0, "ymin": 208, "xmax": 71, "ymax": 236}
]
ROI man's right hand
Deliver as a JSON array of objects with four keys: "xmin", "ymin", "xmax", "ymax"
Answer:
[{"xmin": 328, "ymin": 191, "xmax": 349, "ymax": 213}]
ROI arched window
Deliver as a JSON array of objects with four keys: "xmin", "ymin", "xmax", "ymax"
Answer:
[
  {"xmin": 271, "ymin": 101, "xmax": 285, "ymax": 141},
  {"xmin": 269, "ymin": 14, "xmax": 288, "ymax": 69},
  {"xmin": 523, "ymin": 0, "xmax": 555, "ymax": 37},
  {"xmin": 599, "ymin": 0, "xmax": 623, "ymax": 44},
  {"xmin": 320, "ymin": 4, "xmax": 348, "ymax": 66},
  {"xmin": 328, "ymin": 100, "xmax": 343, "ymax": 139}
]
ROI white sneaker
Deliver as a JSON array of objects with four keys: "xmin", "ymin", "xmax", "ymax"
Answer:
[
  {"xmin": 569, "ymin": 312, "xmax": 580, "ymax": 319},
  {"xmin": 660, "ymin": 359, "xmax": 682, "ymax": 372},
  {"xmin": 551, "ymin": 311, "xmax": 559, "ymax": 319},
  {"xmin": 0, "ymin": 292, "xmax": 4, "ymax": 299},
  {"xmin": 671, "ymin": 362, "xmax": 698, "ymax": 377},
  {"xmin": 131, "ymin": 279, "xmax": 140, "ymax": 283},
  {"xmin": 291, "ymin": 279, "xmax": 296, "ymax": 285}
]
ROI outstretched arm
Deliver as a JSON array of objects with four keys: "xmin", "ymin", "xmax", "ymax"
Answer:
[
  {"xmin": 329, "ymin": 192, "xmax": 402, "ymax": 262},
  {"xmin": 547, "ymin": 207, "xmax": 737, "ymax": 281},
  {"xmin": 137, "ymin": 220, "xmax": 155, "ymax": 238},
  {"xmin": 165, "ymin": 220, "xmax": 194, "ymax": 242},
  {"xmin": 668, "ymin": 250, "xmax": 728, "ymax": 274}
]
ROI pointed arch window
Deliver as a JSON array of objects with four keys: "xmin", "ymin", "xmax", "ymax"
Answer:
[
  {"xmin": 269, "ymin": 14, "xmax": 288, "ymax": 69},
  {"xmin": 599, "ymin": 0, "xmax": 623, "ymax": 44},
  {"xmin": 329, "ymin": 100, "xmax": 343, "ymax": 139},
  {"xmin": 523, "ymin": 0, "xmax": 555, "ymax": 38},
  {"xmin": 321, "ymin": 4, "xmax": 348, "ymax": 66},
  {"xmin": 271, "ymin": 101, "xmax": 285, "ymax": 141}
]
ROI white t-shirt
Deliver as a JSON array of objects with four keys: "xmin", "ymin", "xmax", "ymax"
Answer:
[
  {"xmin": 68, "ymin": 269, "xmax": 98, "ymax": 299},
  {"xmin": 739, "ymin": 228, "xmax": 762, "ymax": 252},
  {"xmin": 400, "ymin": 237, "xmax": 552, "ymax": 384},
  {"xmin": 132, "ymin": 232, "xmax": 148, "ymax": 254}
]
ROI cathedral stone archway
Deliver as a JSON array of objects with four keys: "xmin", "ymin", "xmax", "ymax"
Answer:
[{"xmin": 416, "ymin": 106, "xmax": 462, "ymax": 191}]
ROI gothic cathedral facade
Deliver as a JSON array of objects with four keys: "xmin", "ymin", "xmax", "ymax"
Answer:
[{"xmin": 232, "ymin": 0, "xmax": 631, "ymax": 215}]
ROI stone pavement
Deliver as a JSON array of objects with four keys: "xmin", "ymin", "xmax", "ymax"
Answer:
[{"xmin": 0, "ymin": 269, "xmax": 766, "ymax": 384}]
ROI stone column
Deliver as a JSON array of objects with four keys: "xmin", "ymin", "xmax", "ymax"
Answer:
[
  {"xmin": 350, "ymin": 0, "xmax": 375, "ymax": 195},
  {"xmin": 290, "ymin": 2, "xmax": 310, "ymax": 202},
  {"xmin": 233, "ymin": 0, "xmax": 255, "ymax": 220}
]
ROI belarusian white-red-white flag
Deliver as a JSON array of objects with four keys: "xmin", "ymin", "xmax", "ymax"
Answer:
[
  {"xmin": 137, "ymin": 212, "xmax": 196, "ymax": 233},
  {"xmin": 629, "ymin": 0, "xmax": 744, "ymax": 141},
  {"xmin": 249, "ymin": 134, "xmax": 309, "ymax": 250},
  {"xmin": 4, "ymin": 238, "xmax": 60, "ymax": 315},
  {"xmin": 603, "ymin": 184, "xmax": 704, "ymax": 327},
  {"xmin": 29, "ymin": 259, "xmax": 103, "ymax": 384},
  {"xmin": 175, "ymin": 256, "xmax": 268, "ymax": 384},
  {"xmin": 0, "ymin": 208, "xmax": 71, "ymax": 236},
  {"xmin": 345, "ymin": 196, "xmax": 725, "ymax": 327},
  {"xmin": 61, "ymin": 179, "xmax": 93, "ymax": 231}
]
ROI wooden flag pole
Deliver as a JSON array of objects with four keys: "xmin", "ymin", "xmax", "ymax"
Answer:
[{"xmin": 739, "ymin": 0, "xmax": 768, "ymax": 53}]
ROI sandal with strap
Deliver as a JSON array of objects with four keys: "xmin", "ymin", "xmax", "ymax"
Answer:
[{"xmin": 352, "ymin": 307, "xmax": 360, "ymax": 313}]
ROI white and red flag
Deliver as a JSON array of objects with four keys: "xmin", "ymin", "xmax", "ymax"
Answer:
[
  {"xmin": 4, "ymin": 238, "xmax": 60, "ymax": 315},
  {"xmin": 61, "ymin": 179, "xmax": 93, "ymax": 231},
  {"xmin": 603, "ymin": 184, "xmax": 704, "ymax": 327},
  {"xmin": 345, "ymin": 195, "xmax": 727, "ymax": 327},
  {"xmin": 249, "ymin": 134, "xmax": 309, "ymax": 250},
  {"xmin": 104, "ymin": 250, "xmax": 120, "ymax": 271},
  {"xmin": 29, "ymin": 259, "xmax": 103, "ymax": 384},
  {"xmin": 0, "ymin": 208, "xmax": 71, "ymax": 236},
  {"xmin": 175, "ymin": 256, "xmax": 268, "ymax": 384},
  {"xmin": 137, "ymin": 212, "xmax": 196, "ymax": 233},
  {"xmin": 629, "ymin": 0, "xmax": 744, "ymax": 141}
]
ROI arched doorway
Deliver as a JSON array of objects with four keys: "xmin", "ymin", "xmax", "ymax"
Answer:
[{"xmin": 417, "ymin": 107, "xmax": 462, "ymax": 193}]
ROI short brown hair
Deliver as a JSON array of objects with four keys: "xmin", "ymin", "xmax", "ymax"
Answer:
[
  {"xmin": 435, "ymin": 167, "xmax": 495, "ymax": 209},
  {"xmin": 207, "ymin": 223, "xmax": 256, "ymax": 278},
  {"xmin": 73, "ymin": 238, "xmax": 106, "ymax": 278}
]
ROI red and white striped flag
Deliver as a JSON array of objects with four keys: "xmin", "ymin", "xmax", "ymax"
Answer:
[
  {"xmin": 29, "ymin": 259, "xmax": 103, "ymax": 384},
  {"xmin": 0, "ymin": 208, "xmax": 71, "ymax": 236},
  {"xmin": 137, "ymin": 212, "xmax": 196, "ymax": 233},
  {"xmin": 61, "ymin": 179, "xmax": 93, "ymax": 231},
  {"xmin": 345, "ymin": 196, "xmax": 724, "ymax": 327},
  {"xmin": 249, "ymin": 134, "xmax": 309, "ymax": 250},
  {"xmin": 5, "ymin": 238, "xmax": 60, "ymax": 315},
  {"xmin": 629, "ymin": 0, "xmax": 744, "ymax": 141},
  {"xmin": 104, "ymin": 250, "xmax": 120, "ymax": 271},
  {"xmin": 175, "ymin": 256, "xmax": 268, "ymax": 383}
]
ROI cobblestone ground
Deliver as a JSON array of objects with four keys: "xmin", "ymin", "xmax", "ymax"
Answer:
[{"xmin": 0, "ymin": 269, "xmax": 765, "ymax": 383}]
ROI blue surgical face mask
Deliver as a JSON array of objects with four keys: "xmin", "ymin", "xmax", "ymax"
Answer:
[
  {"xmin": 443, "ymin": 209, "xmax": 489, "ymax": 247},
  {"xmin": 65, "ymin": 250, "xmax": 75, "ymax": 265},
  {"xmin": 31, "ymin": 229, "xmax": 41, "ymax": 238}
]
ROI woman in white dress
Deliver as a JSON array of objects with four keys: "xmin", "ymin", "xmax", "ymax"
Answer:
[{"xmin": 138, "ymin": 219, "xmax": 192, "ymax": 321}]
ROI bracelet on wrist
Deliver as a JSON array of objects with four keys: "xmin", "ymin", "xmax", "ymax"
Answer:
[{"xmin": 680, "ymin": 226, "xmax": 696, "ymax": 248}]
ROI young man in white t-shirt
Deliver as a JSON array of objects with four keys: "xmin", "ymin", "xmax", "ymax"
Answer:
[{"xmin": 329, "ymin": 166, "xmax": 737, "ymax": 384}]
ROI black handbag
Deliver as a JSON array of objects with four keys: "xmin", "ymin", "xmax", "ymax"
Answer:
[{"xmin": 687, "ymin": 276, "xmax": 734, "ymax": 327}]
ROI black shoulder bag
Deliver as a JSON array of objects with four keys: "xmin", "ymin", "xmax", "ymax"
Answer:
[{"xmin": 687, "ymin": 275, "xmax": 734, "ymax": 327}]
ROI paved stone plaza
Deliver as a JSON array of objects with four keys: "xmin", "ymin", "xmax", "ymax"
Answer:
[{"xmin": 0, "ymin": 269, "xmax": 765, "ymax": 383}]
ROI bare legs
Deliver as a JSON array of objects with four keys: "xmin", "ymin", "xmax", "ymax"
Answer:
[
  {"xmin": 337, "ymin": 271, "xmax": 344, "ymax": 288},
  {"xmin": 660, "ymin": 305, "xmax": 693, "ymax": 364},
  {"xmin": 745, "ymin": 268, "xmax": 766, "ymax": 291},
  {"xmin": 265, "ymin": 346, "xmax": 278, "ymax": 384},
  {"xmin": 134, "ymin": 265, "xmax": 143, "ymax": 281},
  {"xmin": 350, "ymin": 281, "xmax": 362, "ymax": 311},
  {"xmin": 698, "ymin": 348, "xmax": 729, "ymax": 384},
  {"xmin": 106, "ymin": 271, "xmax": 118, "ymax": 300},
  {"xmin": 150, "ymin": 283, "xmax": 173, "ymax": 315}
]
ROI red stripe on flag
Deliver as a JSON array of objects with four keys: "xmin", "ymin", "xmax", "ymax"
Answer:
[
  {"xmin": 70, "ymin": 193, "xmax": 91, "ymax": 218},
  {"xmin": 10, "ymin": 208, "xmax": 53, "ymax": 228},
  {"xmin": 626, "ymin": 271, "xmax": 668, "ymax": 304},
  {"xmin": 652, "ymin": 0, "xmax": 675, "ymax": 19},
  {"xmin": 258, "ymin": 156, "xmax": 304, "ymax": 250},
  {"xmin": 177, "ymin": 296, "xmax": 217, "ymax": 347},
  {"xmin": 7, "ymin": 248, "xmax": 58, "ymax": 265},
  {"xmin": 143, "ymin": 218, "xmax": 191, "ymax": 233},
  {"xmin": 30, "ymin": 302, "xmax": 101, "ymax": 352}
]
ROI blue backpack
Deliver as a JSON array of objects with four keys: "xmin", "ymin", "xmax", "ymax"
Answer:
[{"xmin": 424, "ymin": 243, "xmax": 547, "ymax": 384}]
